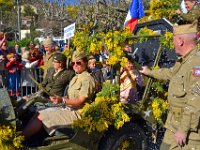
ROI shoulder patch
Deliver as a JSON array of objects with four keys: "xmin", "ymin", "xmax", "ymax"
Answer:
[
  {"xmin": 193, "ymin": 66, "xmax": 200, "ymax": 77},
  {"xmin": 192, "ymin": 84, "xmax": 200, "ymax": 96}
]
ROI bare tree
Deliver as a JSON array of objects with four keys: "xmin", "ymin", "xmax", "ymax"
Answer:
[
  {"xmin": 76, "ymin": 0, "xmax": 129, "ymax": 33},
  {"xmin": 21, "ymin": 0, "xmax": 131, "ymax": 34}
]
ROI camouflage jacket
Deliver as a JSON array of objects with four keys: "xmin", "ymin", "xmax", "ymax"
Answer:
[{"xmin": 180, "ymin": 4, "xmax": 200, "ymax": 24}]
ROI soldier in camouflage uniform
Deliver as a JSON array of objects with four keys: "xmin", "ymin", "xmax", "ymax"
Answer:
[
  {"xmin": 140, "ymin": 24, "xmax": 200, "ymax": 149},
  {"xmin": 176, "ymin": 0, "xmax": 200, "ymax": 24},
  {"xmin": 22, "ymin": 51, "xmax": 96, "ymax": 138}
]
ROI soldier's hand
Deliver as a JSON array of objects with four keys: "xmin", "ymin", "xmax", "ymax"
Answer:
[
  {"xmin": 174, "ymin": 131, "xmax": 186, "ymax": 146},
  {"xmin": 139, "ymin": 66, "xmax": 150, "ymax": 75},
  {"xmin": 50, "ymin": 96, "xmax": 62, "ymax": 104},
  {"xmin": 62, "ymin": 97, "xmax": 69, "ymax": 105}
]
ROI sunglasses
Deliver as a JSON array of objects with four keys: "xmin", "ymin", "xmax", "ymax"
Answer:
[{"xmin": 72, "ymin": 61, "xmax": 82, "ymax": 66}]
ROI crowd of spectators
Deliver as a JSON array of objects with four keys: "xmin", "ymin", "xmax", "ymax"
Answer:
[
  {"xmin": 0, "ymin": 31, "xmax": 143, "ymax": 107},
  {"xmin": 0, "ymin": 33, "xmax": 44, "ymax": 97}
]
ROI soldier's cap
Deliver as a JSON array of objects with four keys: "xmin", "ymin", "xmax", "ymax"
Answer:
[
  {"xmin": 53, "ymin": 53, "xmax": 66, "ymax": 63},
  {"xmin": 173, "ymin": 23, "xmax": 197, "ymax": 35},
  {"xmin": 43, "ymin": 37, "xmax": 54, "ymax": 47},
  {"xmin": 72, "ymin": 51, "xmax": 87, "ymax": 61}
]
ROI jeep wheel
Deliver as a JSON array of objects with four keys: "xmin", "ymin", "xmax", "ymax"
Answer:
[{"xmin": 98, "ymin": 122, "xmax": 147, "ymax": 150}]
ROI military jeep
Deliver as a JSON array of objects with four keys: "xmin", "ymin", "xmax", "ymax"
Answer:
[
  {"xmin": 0, "ymin": 85, "xmax": 149, "ymax": 150},
  {"xmin": 0, "ymin": 18, "xmax": 177, "ymax": 150}
]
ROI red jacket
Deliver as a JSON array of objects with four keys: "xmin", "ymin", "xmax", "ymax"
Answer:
[{"xmin": 6, "ymin": 61, "xmax": 23, "ymax": 74}]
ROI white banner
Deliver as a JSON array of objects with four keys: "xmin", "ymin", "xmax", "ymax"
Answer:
[{"xmin": 64, "ymin": 23, "xmax": 76, "ymax": 39}]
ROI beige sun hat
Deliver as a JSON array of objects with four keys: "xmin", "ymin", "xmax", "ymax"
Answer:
[
  {"xmin": 43, "ymin": 37, "xmax": 54, "ymax": 47},
  {"xmin": 72, "ymin": 51, "xmax": 87, "ymax": 61},
  {"xmin": 173, "ymin": 23, "xmax": 197, "ymax": 35}
]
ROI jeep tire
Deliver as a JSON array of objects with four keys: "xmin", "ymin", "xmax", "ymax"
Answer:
[{"xmin": 98, "ymin": 122, "xmax": 147, "ymax": 150}]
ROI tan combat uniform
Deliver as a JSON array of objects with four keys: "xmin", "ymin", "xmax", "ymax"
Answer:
[
  {"xmin": 147, "ymin": 48, "xmax": 200, "ymax": 149},
  {"xmin": 67, "ymin": 71, "xmax": 96, "ymax": 108},
  {"xmin": 43, "ymin": 51, "xmax": 58, "ymax": 78},
  {"xmin": 39, "ymin": 71, "xmax": 96, "ymax": 135}
]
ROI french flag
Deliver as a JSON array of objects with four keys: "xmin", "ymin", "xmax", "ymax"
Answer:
[{"xmin": 124, "ymin": 0, "xmax": 145, "ymax": 32}]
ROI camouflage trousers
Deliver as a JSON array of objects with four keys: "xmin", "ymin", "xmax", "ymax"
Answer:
[{"xmin": 160, "ymin": 129, "xmax": 200, "ymax": 150}]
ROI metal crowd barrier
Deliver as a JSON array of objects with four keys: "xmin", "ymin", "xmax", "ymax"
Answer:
[{"xmin": 0, "ymin": 68, "xmax": 44, "ymax": 98}]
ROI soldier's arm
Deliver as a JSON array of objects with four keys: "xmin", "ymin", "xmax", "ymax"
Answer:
[
  {"xmin": 78, "ymin": 76, "xmax": 95, "ymax": 100},
  {"xmin": 146, "ymin": 61, "xmax": 181, "ymax": 80},
  {"xmin": 147, "ymin": 67, "xmax": 174, "ymax": 80},
  {"xmin": 63, "ymin": 96, "xmax": 87, "ymax": 107},
  {"xmin": 63, "ymin": 76, "xmax": 95, "ymax": 107},
  {"xmin": 178, "ymin": 67, "xmax": 200, "ymax": 135}
]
